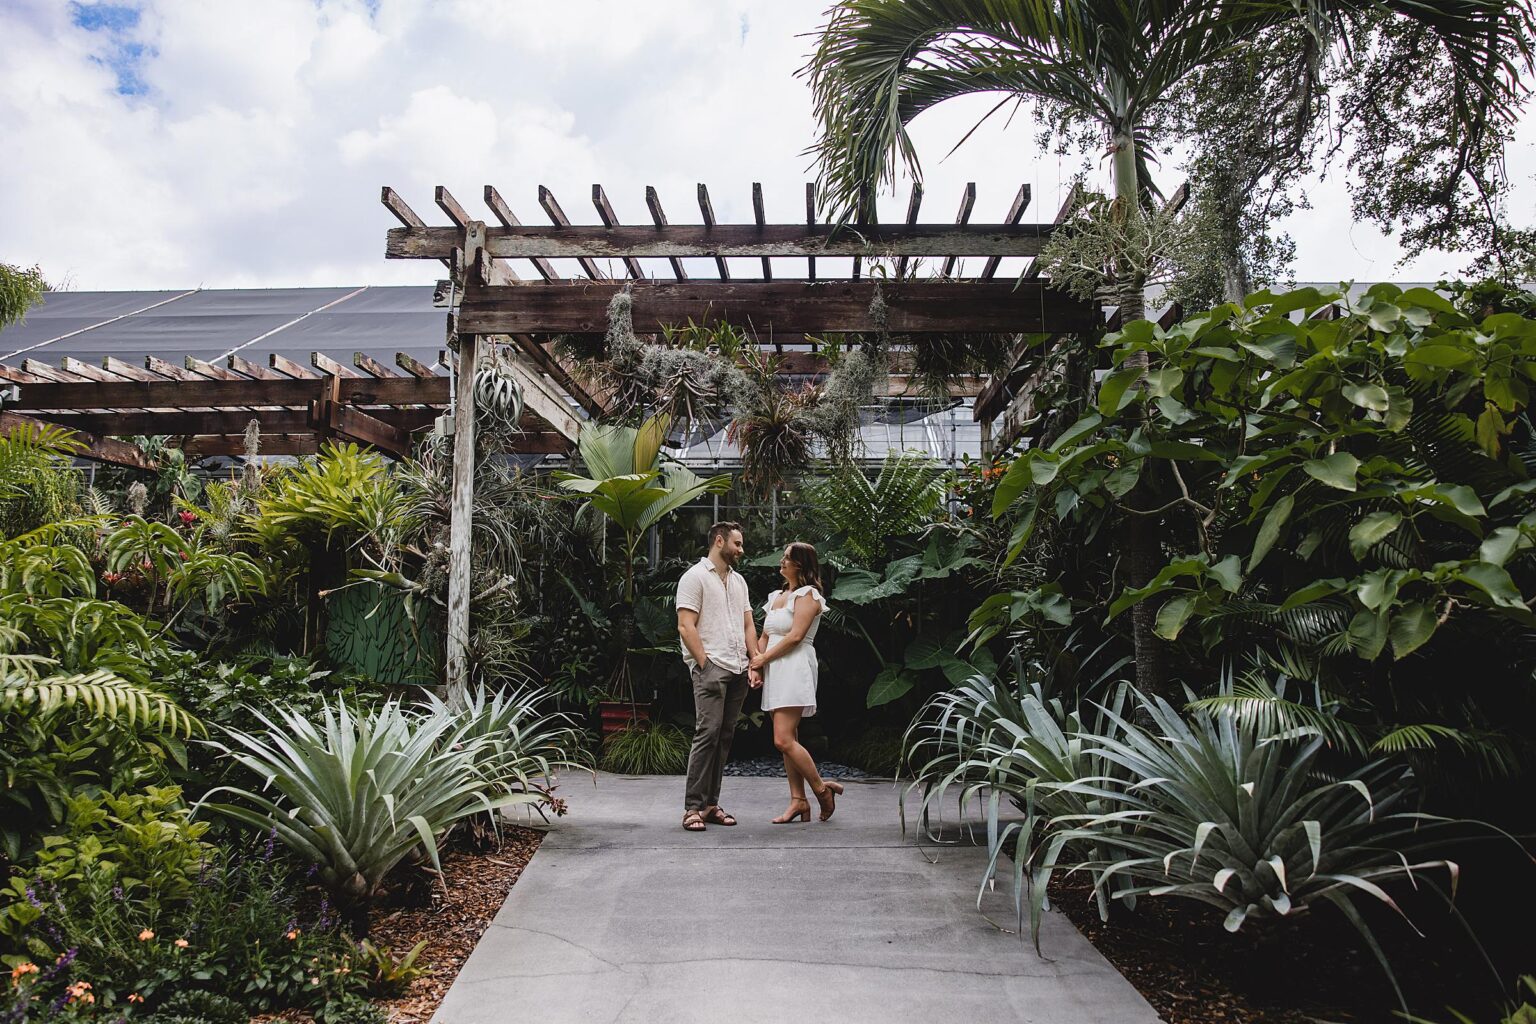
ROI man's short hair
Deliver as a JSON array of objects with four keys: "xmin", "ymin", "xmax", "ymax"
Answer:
[{"xmin": 707, "ymin": 521, "xmax": 741, "ymax": 547}]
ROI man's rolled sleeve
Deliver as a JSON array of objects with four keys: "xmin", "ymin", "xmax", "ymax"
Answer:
[{"xmin": 676, "ymin": 569, "xmax": 703, "ymax": 614}]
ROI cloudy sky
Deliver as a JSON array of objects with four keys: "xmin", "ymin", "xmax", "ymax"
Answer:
[{"xmin": 2, "ymin": 0, "xmax": 1532, "ymax": 292}]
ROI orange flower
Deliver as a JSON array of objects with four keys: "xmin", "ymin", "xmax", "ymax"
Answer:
[
  {"xmin": 65, "ymin": 981, "xmax": 94, "ymax": 1005},
  {"xmin": 174, "ymin": 938, "xmax": 189, "ymax": 949},
  {"xmin": 137, "ymin": 929, "xmax": 155, "ymax": 941},
  {"xmin": 286, "ymin": 929, "xmax": 300, "ymax": 940},
  {"xmin": 9, "ymin": 962, "xmax": 38, "ymax": 985},
  {"xmin": 126, "ymin": 994, "xmax": 144, "ymax": 1004}
]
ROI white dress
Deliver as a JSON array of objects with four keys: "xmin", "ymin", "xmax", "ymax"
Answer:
[{"xmin": 760, "ymin": 585, "xmax": 827, "ymax": 716}]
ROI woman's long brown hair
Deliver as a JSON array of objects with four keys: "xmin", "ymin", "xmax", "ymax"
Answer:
[{"xmin": 785, "ymin": 541, "xmax": 823, "ymax": 594}]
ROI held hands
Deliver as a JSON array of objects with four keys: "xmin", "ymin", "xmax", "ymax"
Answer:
[
  {"xmin": 748, "ymin": 667, "xmax": 763, "ymax": 689},
  {"xmin": 749, "ymin": 652, "xmax": 768, "ymax": 671}
]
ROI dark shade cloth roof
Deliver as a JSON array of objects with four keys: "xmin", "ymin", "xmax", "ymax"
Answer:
[{"xmin": 0, "ymin": 286, "xmax": 443, "ymax": 370}]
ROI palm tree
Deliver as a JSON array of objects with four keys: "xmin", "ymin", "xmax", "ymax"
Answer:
[{"xmin": 802, "ymin": 0, "xmax": 1534, "ymax": 695}]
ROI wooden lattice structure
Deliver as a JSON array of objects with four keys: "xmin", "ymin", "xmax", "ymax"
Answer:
[{"xmin": 379, "ymin": 179, "xmax": 1099, "ymax": 693}]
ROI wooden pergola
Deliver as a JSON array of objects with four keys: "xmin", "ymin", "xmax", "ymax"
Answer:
[{"xmin": 379, "ymin": 179, "xmax": 1098, "ymax": 693}]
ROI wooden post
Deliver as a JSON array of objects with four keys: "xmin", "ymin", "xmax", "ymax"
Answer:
[
  {"xmin": 444, "ymin": 219, "xmax": 489, "ymax": 704},
  {"xmin": 979, "ymin": 415, "xmax": 994, "ymax": 460},
  {"xmin": 444, "ymin": 330, "xmax": 479, "ymax": 703}
]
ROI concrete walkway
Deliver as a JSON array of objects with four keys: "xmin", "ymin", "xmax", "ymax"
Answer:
[{"xmin": 431, "ymin": 774, "xmax": 1161, "ymax": 1024}]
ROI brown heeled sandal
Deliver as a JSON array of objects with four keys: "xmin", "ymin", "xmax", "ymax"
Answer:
[
  {"xmin": 771, "ymin": 798, "xmax": 811, "ymax": 824},
  {"xmin": 813, "ymin": 781, "xmax": 844, "ymax": 821}
]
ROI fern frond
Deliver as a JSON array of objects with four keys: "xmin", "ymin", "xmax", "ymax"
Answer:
[
  {"xmin": 0, "ymin": 663, "xmax": 201, "ymax": 737},
  {"xmin": 1189, "ymin": 679, "xmax": 1364, "ymax": 753}
]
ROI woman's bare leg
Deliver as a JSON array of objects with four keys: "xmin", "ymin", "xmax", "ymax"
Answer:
[{"xmin": 772, "ymin": 708, "xmax": 823, "ymax": 796}]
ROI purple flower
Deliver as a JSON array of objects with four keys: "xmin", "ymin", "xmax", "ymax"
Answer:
[
  {"xmin": 24, "ymin": 885, "xmax": 43, "ymax": 910},
  {"xmin": 40, "ymin": 948, "xmax": 77, "ymax": 982},
  {"xmin": 262, "ymin": 827, "xmax": 277, "ymax": 861},
  {"xmin": 110, "ymin": 885, "xmax": 125, "ymax": 901}
]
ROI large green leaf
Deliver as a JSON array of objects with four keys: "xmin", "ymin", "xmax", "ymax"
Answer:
[
  {"xmin": 1248, "ymin": 494, "xmax": 1294, "ymax": 571},
  {"xmin": 866, "ymin": 665, "xmax": 917, "ymax": 708},
  {"xmin": 1303, "ymin": 452, "xmax": 1361, "ymax": 492}
]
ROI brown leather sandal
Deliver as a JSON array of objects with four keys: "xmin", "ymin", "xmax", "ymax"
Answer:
[
  {"xmin": 703, "ymin": 807, "xmax": 737, "ymax": 826},
  {"xmin": 682, "ymin": 810, "xmax": 707, "ymax": 832}
]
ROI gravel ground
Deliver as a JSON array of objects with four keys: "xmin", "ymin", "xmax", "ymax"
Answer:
[{"xmin": 723, "ymin": 757, "xmax": 874, "ymax": 779}]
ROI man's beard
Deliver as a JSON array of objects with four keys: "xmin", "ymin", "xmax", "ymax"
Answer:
[{"xmin": 722, "ymin": 547, "xmax": 741, "ymax": 566}]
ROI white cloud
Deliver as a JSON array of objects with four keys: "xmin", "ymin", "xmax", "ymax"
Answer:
[{"xmin": 0, "ymin": 0, "xmax": 1530, "ymax": 291}]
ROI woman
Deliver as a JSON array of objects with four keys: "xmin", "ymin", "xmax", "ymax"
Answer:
[{"xmin": 749, "ymin": 541, "xmax": 844, "ymax": 823}]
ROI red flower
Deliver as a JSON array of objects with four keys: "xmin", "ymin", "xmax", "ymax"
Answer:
[
  {"xmin": 178, "ymin": 510, "xmax": 198, "ymax": 524},
  {"xmin": 178, "ymin": 550, "xmax": 189, "ymax": 562}
]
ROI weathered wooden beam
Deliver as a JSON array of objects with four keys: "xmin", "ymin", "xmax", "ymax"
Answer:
[
  {"xmin": 539, "ymin": 186, "xmax": 607, "ymax": 280},
  {"xmin": 269, "ymin": 353, "xmax": 320, "ymax": 379},
  {"xmin": 697, "ymin": 184, "xmax": 729, "ymax": 280},
  {"xmin": 10, "ymin": 376, "xmax": 449, "ymax": 410},
  {"xmin": 183, "ymin": 434, "xmax": 320, "ymax": 458},
  {"xmin": 0, "ymin": 412, "xmax": 155, "ymax": 470},
  {"xmin": 752, "ymin": 183, "xmax": 770, "ymax": 280},
  {"xmin": 981, "ymin": 185, "xmax": 1031, "ymax": 280},
  {"xmin": 352, "ymin": 351, "xmax": 402, "ymax": 379},
  {"xmin": 498, "ymin": 348, "xmax": 580, "ymax": 442},
  {"xmin": 457, "ymin": 280, "xmax": 1096, "ymax": 336},
  {"xmin": 44, "ymin": 407, "xmax": 438, "ymax": 436},
  {"xmin": 506, "ymin": 334, "xmax": 607, "ymax": 419},
  {"xmin": 592, "ymin": 185, "xmax": 643, "ymax": 279},
  {"xmin": 228, "ymin": 355, "xmax": 281, "ymax": 380},
  {"xmin": 311, "ymin": 352, "xmax": 361, "ymax": 378},
  {"xmin": 321, "ymin": 403, "xmax": 411, "ymax": 458},
  {"xmin": 386, "ymin": 221, "xmax": 1055, "ymax": 262},
  {"xmin": 940, "ymin": 183, "xmax": 978, "ymax": 279},
  {"xmin": 895, "ymin": 183, "xmax": 924, "ymax": 278},
  {"xmin": 805, "ymin": 183, "xmax": 817, "ymax": 281},
  {"xmin": 645, "ymin": 186, "xmax": 687, "ymax": 281},
  {"xmin": 381, "ymin": 186, "xmax": 427, "ymax": 228},
  {"xmin": 483, "ymin": 186, "xmax": 557, "ymax": 281},
  {"xmin": 434, "ymin": 185, "xmax": 471, "ymax": 228},
  {"xmin": 395, "ymin": 351, "xmax": 438, "ymax": 379},
  {"xmin": 444, "ymin": 334, "xmax": 481, "ymax": 700}
]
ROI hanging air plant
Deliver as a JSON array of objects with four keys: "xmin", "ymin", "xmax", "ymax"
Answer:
[{"xmin": 474, "ymin": 347, "xmax": 526, "ymax": 440}]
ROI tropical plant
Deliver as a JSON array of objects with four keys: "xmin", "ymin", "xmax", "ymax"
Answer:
[
  {"xmin": 202, "ymin": 698, "xmax": 552, "ymax": 930},
  {"xmin": 0, "ymin": 261, "xmax": 47, "ymax": 331},
  {"xmin": 598, "ymin": 722, "xmax": 690, "ymax": 775},
  {"xmin": 809, "ymin": 451, "xmax": 948, "ymax": 564},
  {"xmin": 986, "ymin": 284, "xmax": 1536, "ymax": 768},
  {"xmin": 554, "ymin": 413, "xmax": 728, "ymax": 703},
  {"xmin": 419, "ymin": 683, "xmax": 592, "ymax": 792},
  {"xmin": 159, "ymin": 990, "xmax": 247, "ymax": 1024},
  {"xmin": 0, "ymin": 422, "xmax": 83, "ymax": 540},
  {"xmin": 246, "ymin": 442, "xmax": 417, "ymax": 564},
  {"xmin": 802, "ymin": 0, "xmax": 1536, "ymax": 697}
]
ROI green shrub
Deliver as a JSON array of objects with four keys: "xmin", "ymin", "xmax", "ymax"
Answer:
[
  {"xmin": 836, "ymin": 724, "xmax": 905, "ymax": 776},
  {"xmin": 316, "ymin": 993, "xmax": 388, "ymax": 1024},
  {"xmin": 205, "ymin": 694, "xmax": 562, "ymax": 927},
  {"xmin": 142, "ymin": 1014, "xmax": 215, "ymax": 1024},
  {"xmin": 906, "ymin": 674, "xmax": 1511, "ymax": 1007},
  {"xmin": 0, "ymin": 786, "xmax": 211, "ymax": 941},
  {"xmin": 357, "ymin": 937, "xmax": 428, "ymax": 996},
  {"xmin": 158, "ymin": 989, "xmax": 246, "ymax": 1024},
  {"xmin": 2, "ymin": 842, "xmax": 371, "ymax": 1010},
  {"xmin": 600, "ymin": 722, "xmax": 689, "ymax": 775}
]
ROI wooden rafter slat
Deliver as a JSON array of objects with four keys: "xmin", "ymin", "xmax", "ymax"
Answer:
[
  {"xmin": 22, "ymin": 360, "xmax": 83, "ymax": 384},
  {"xmin": 458, "ymin": 280, "xmax": 1097, "ymax": 335},
  {"xmin": 483, "ymin": 186, "xmax": 557, "ymax": 281},
  {"xmin": 352, "ymin": 352, "xmax": 401, "ymax": 379},
  {"xmin": 539, "ymin": 186, "xmax": 607, "ymax": 280},
  {"xmin": 395, "ymin": 351, "xmax": 438, "ymax": 379},
  {"xmin": 645, "ymin": 186, "xmax": 687, "ymax": 281},
  {"xmin": 752, "ymin": 183, "xmax": 770, "ymax": 280},
  {"xmin": 981, "ymin": 184, "xmax": 1032, "ymax": 280},
  {"xmin": 0, "ymin": 364, "xmax": 44, "ymax": 384},
  {"xmin": 940, "ymin": 182, "xmax": 977, "ymax": 279},
  {"xmin": 1023, "ymin": 182, "xmax": 1083, "ymax": 281},
  {"xmin": 591, "ymin": 185, "xmax": 643, "ymax": 279},
  {"xmin": 894, "ymin": 183, "xmax": 924, "ymax": 278},
  {"xmin": 311, "ymin": 352, "xmax": 361, "ymax": 379},
  {"xmin": 270, "ymin": 353, "xmax": 320, "ymax": 379},
  {"xmin": 381, "ymin": 187, "xmax": 426, "ymax": 228},
  {"xmin": 697, "ymin": 183, "xmax": 729, "ymax": 280},
  {"xmin": 434, "ymin": 185, "xmax": 471, "ymax": 227}
]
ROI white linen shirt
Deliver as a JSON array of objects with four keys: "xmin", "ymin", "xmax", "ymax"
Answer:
[{"xmin": 676, "ymin": 557, "xmax": 751, "ymax": 673}]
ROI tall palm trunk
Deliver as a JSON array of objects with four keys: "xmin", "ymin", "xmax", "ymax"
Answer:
[{"xmin": 1110, "ymin": 124, "xmax": 1169, "ymax": 700}]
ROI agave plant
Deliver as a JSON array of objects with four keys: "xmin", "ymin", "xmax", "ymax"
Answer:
[
  {"xmin": 419, "ymin": 683, "xmax": 592, "ymax": 792},
  {"xmin": 203, "ymin": 698, "xmax": 548, "ymax": 931}
]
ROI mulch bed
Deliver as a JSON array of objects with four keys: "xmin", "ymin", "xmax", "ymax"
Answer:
[
  {"xmin": 366, "ymin": 826, "xmax": 544, "ymax": 1024},
  {"xmin": 1045, "ymin": 872, "xmax": 1505, "ymax": 1024}
]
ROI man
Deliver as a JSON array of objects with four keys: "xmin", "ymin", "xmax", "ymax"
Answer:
[{"xmin": 676, "ymin": 521, "xmax": 761, "ymax": 832}]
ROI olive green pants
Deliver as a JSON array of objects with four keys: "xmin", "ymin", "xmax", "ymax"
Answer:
[{"xmin": 684, "ymin": 660, "xmax": 749, "ymax": 811}]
